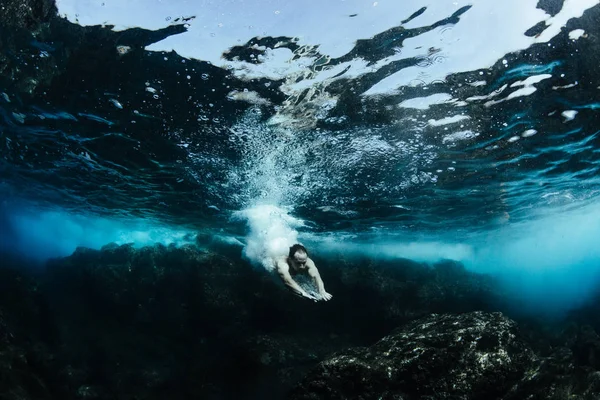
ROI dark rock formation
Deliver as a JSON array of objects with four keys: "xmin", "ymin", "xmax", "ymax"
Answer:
[
  {"xmin": 290, "ymin": 311, "xmax": 600, "ymax": 400},
  {"xmin": 0, "ymin": 0, "xmax": 56, "ymax": 30},
  {"xmin": 0, "ymin": 312, "xmax": 50, "ymax": 399},
  {"xmin": 289, "ymin": 312, "xmax": 537, "ymax": 400},
  {"xmin": 316, "ymin": 255, "xmax": 504, "ymax": 343},
  {"xmin": 0, "ymin": 274, "xmax": 52, "ymax": 399},
  {"xmin": 0, "ymin": 243, "xmax": 504, "ymax": 400},
  {"xmin": 2, "ymin": 244, "xmax": 600, "ymax": 399}
]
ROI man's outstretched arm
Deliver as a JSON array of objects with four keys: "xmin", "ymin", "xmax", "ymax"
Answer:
[
  {"xmin": 307, "ymin": 260, "xmax": 333, "ymax": 301},
  {"xmin": 276, "ymin": 262, "xmax": 316, "ymax": 300}
]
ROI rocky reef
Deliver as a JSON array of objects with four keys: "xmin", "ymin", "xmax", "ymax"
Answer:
[
  {"xmin": 290, "ymin": 311, "xmax": 600, "ymax": 400},
  {"xmin": 0, "ymin": 243, "xmax": 600, "ymax": 399},
  {"xmin": 0, "ymin": 242, "xmax": 500, "ymax": 399}
]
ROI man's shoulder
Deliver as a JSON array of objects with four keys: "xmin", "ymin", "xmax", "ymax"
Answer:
[{"xmin": 274, "ymin": 256, "xmax": 289, "ymax": 270}]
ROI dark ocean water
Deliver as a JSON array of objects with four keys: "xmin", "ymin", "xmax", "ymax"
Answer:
[{"xmin": 2, "ymin": 0, "xmax": 600, "ymax": 313}]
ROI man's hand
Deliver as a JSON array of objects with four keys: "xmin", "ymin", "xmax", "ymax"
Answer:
[
  {"xmin": 301, "ymin": 291, "xmax": 318, "ymax": 302},
  {"xmin": 319, "ymin": 291, "xmax": 333, "ymax": 301}
]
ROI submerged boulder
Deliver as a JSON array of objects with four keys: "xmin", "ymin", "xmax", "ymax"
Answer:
[{"xmin": 289, "ymin": 311, "xmax": 537, "ymax": 400}]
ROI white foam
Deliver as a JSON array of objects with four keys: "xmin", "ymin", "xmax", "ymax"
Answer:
[
  {"xmin": 468, "ymin": 80, "xmax": 487, "ymax": 87},
  {"xmin": 506, "ymin": 86, "xmax": 538, "ymax": 100},
  {"xmin": 562, "ymin": 110, "xmax": 578, "ymax": 121},
  {"xmin": 234, "ymin": 204, "xmax": 304, "ymax": 271},
  {"xmin": 521, "ymin": 129, "xmax": 538, "ymax": 137},
  {"xmin": 227, "ymin": 90, "xmax": 271, "ymax": 106},
  {"xmin": 509, "ymin": 74, "xmax": 552, "ymax": 87},
  {"xmin": 552, "ymin": 82, "xmax": 578, "ymax": 90},
  {"xmin": 442, "ymin": 130, "xmax": 479, "ymax": 144},
  {"xmin": 467, "ymin": 84, "xmax": 508, "ymax": 102},
  {"xmin": 428, "ymin": 115, "xmax": 470, "ymax": 127},
  {"xmin": 569, "ymin": 29, "xmax": 585, "ymax": 40},
  {"xmin": 398, "ymin": 93, "xmax": 453, "ymax": 110},
  {"xmin": 55, "ymin": 0, "xmax": 598, "ymax": 123},
  {"xmin": 535, "ymin": 0, "xmax": 597, "ymax": 43}
]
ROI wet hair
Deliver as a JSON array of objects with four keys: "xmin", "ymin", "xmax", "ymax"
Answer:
[{"xmin": 288, "ymin": 243, "xmax": 308, "ymax": 258}]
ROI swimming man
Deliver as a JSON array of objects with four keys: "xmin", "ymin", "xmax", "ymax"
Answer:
[{"xmin": 274, "ymin": 244, "xmax": 333, "ymax": 302}]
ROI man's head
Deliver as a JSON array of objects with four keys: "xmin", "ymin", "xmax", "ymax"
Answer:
[{"xmin": 289, "ymin": 243, "xmax": 308, "ymax": 269}]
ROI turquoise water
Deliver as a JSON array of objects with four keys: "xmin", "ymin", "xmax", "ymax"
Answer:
[{"xmin": 2, "ymin": 0, "xmax": 600, "ymax": 316}]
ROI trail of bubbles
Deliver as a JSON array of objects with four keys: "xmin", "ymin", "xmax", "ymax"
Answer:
[{"xmin": 226, "ymin": 112, "xmax": 312, "ymax": 272}]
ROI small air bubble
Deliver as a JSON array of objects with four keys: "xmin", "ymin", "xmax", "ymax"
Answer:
[{"xmin": 109, "ymin": 99, "xmax": 123, "ymax": 109}]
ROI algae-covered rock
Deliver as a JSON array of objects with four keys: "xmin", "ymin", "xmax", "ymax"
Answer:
[{"xmin": 289, "ymin": 311, "xmax": 537, "ymax": 400}]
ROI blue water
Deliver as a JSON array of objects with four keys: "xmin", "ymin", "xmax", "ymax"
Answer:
[{"xmin": 2, "ymin": 0, "xmax": 600, "ymax": 316}]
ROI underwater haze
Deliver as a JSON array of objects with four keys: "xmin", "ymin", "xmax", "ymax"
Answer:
[{"xmin": 2, "ymin": 0, "xmax": 600, "ymax": 316}]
